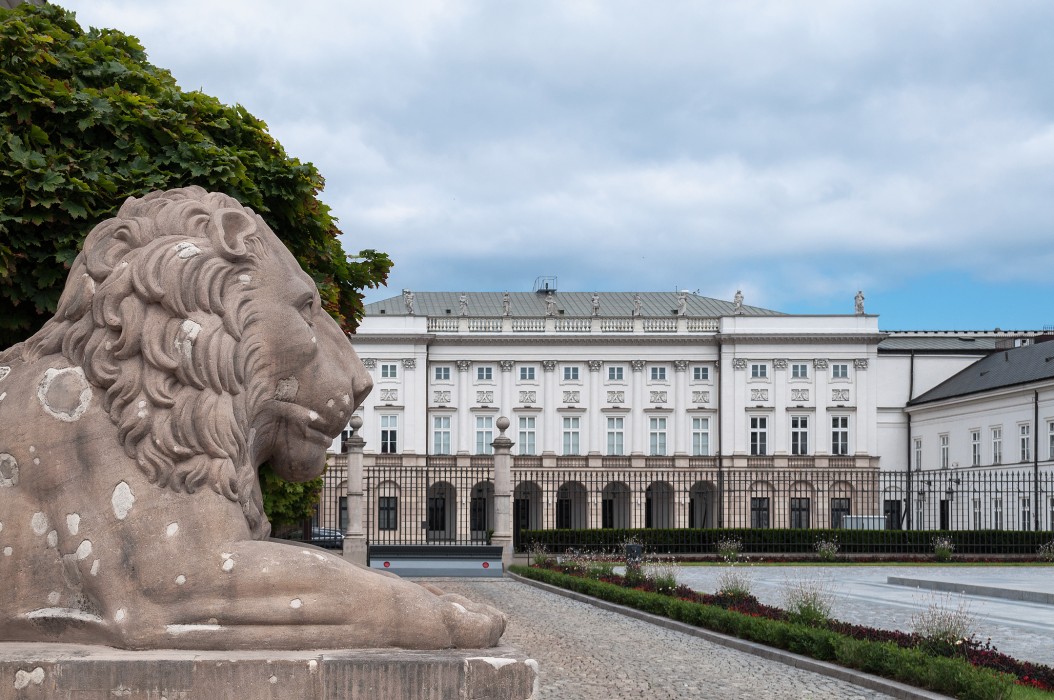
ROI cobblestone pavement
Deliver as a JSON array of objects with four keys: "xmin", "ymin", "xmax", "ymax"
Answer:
[
  {"xmin": 671, "ymin": 565, "xmax": 1054, "ymax": 667},
  {"xmin": 438, "ymin": 578, "xmax": 896, "ymax": 700}
]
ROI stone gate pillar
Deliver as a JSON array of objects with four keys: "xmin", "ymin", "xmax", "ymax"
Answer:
[
  {"xmin": 342, "ymin": 415, "xmax": 368, "ymax": 565},
  {"xmin": 491, "ymin": 416, "xmax": 514, "ymax": 568}
]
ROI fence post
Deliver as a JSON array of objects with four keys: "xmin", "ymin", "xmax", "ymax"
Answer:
[
  {"xmin": 491, "ymin": 416, "xmax": 514, "ymax": 568},
  {"xmin": 342, "ymin": 415, "xmax": 368, "ymax": 565}
]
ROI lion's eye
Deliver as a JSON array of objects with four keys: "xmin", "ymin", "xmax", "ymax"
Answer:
[{"xmin": 298, "ymin": 296, "xmax": 316, "ymax": 326}]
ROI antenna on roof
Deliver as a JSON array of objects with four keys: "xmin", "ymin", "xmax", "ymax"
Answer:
[{"xmin": 533, "ymin": 276, "xmax": 557, "ymax": 293}]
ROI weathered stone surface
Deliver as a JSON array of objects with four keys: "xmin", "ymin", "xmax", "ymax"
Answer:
[
  {"xmin": 0, "ymin": 187, "xmax": 506, "ymax": 650},
  {"xmin": 0, "ymin": 643, "xmax": 537, "ymax": 700}
]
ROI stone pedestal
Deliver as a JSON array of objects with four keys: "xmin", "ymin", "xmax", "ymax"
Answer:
[{"xmin": 0, "ymin": 643, "xmax": 538, "ymax": 700}]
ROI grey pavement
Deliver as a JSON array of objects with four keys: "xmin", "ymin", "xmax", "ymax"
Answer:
[
  {"xmin": 439, "ymin": 577, "xmax": 898, "ymax": 700},
  {"xmin": 669, "ymin": 565, "xmax": 1054, "ymax": 667}
]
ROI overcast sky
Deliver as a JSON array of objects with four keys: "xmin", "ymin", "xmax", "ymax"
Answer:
[{"xmin": 58, "ymin": 1, "xmax": 1054, "ymax": 330}]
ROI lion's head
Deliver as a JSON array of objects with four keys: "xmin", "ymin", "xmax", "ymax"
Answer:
[{"xmin": 23, "ymin": 186, "xmax": 372, "ymax": 538}]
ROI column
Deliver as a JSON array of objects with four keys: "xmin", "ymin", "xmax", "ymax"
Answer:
[
  {"xmin": 456, "ymin": 360, "xmax": 472, "ymax": 453},
  {"xmin": 499, "ymin": 360, "xmax": 515, "ymax": 419},
  {"xmin": 342, "ymin": 416, "xmax": 367, "ymax": 565},
  {"xmin": 402, "ymin": 357, "xmax": 419, "ymax": 453},
  {"xmin": 630, "ymin": 360, "xmax": 646, "ymax": 454},
  {"xmin": 491, "ymin": 416, "xmax": 513, "ymax": 568},
  {"xmin": 673, "ymin": 360, "xmax": 689, "ymax": 454},
  {"xmin": 588, "ymin": 360, "xmax": 603, "ymax": 454},
  {"xmin": 541, "ymin": 360, "xmax": 558, "ymax": 453}
]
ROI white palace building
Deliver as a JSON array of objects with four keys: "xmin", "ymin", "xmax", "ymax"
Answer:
[{"xmin": 326, "ymin": 287, "xmax": 1053, "ymax": 547}]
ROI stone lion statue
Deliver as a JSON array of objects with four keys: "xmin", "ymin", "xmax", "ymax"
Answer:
[{"xmin": 0, "ymin": 187, "xmax": 505, "ymax": 650}]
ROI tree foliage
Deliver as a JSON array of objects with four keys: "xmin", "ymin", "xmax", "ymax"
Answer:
[
  {"xmin": 0, "ymin": 3, "xmax": 391, "ymax": 526},
  {"xmin": 0, "ymin": 3, "xmax": 392, "ymax": 348}
]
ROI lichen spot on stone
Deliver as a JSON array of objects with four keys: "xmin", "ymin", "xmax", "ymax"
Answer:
[
  {"xmin": 238, "ymin": 274, "xmax": 251, "ymax": 284},
  {"xmin": 66, "ymin": 513, "xmax": 80, "ymax": 536},
  {"xmin": 111, "ymin": 481, "xmax": 135, "ymax": 520},
  {"xmin": 115, "ymin": 608, "xmax": 127, "ymax": 623},
  {"xmin": 46, "ymin": 530, "xmax": 57, "ymax": 548},
  {"xmin": 269, "ymin": 675, "xmax": 277, "ymax": 684},
  {"xmin": 274, "ymin": 377, "xmax": 299, "ymax": 403},
  {"xmin": 174, "ymin": 241, "xmax": 201, "ymax": 259},
  {"xmin": 30, "ymin": 512, "xmax": 48, "ymax": 536},
  {"xmin": 3, "ymin": 546, "xmax": 12, "ymax": 556},
  {"xmin": 28, "ymin": 446, "xmax": 35, "ymax": 453},
  {"xmin": 37, "ymin": 367, "xmax": 92, "ymax": 422},
  {"xmin": 47, "ymin": 592, "xmax": 60, "ymax": 606},
  {"xmin": 0, "ymin": 392, "xmax": 6, "ymax": 402},
  {"xmin": 76, "ymin": 539, "xmax": 92, "ymax": 560},
  {"xmin": 307, "ymin": 660, "xmax": 318, "ymax": 673},
  {"xmin": 90, "ymin": 559, "xmax": 100, "ymax": 576},
  {"xmin": 290, "ymin": 598, "xmax": 302, "ymax": 609},
  {"xmin": 0, "ymin": 522, "xmax": 4, "ymax": 534},
  {"xmin": 221, "ymin": 553, "xmax": 234, "ymax": 572},
  {"xmin": 0, "ymin": 454, "xmax": 19, "ymax": 488},
  {"xmin": 0, "ymin": 366, "xmax": 9, "ymax": 382},
  {"xmin": 166, "ymin": 522, "xmax": 179, "ymax": 537},
  {"xmin": 326, "ymin": 399, "xmax": 335, "ymax": 408},
  {"xmin": 175, "ymin": 575, "xmax": 186, "ymax": 585},
  {"xmin": 342, "ymin": 394, "xmax": 351, "ymax": 405},
  {"xmin": 32, "ymin": 458, "xmax": 39, "ymax": 465},
  {"xmin": 452, "ymin": 602, "xmax": 467, "ymax": 614},
  {"xmin": 12, "ymin": 667, "xmax": 44, "ymax": 690},
  {"xmin": 308, "ymin": 410, "xmax": 319, "ymax": 422}
]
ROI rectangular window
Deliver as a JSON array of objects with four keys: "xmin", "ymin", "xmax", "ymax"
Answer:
[
  {"xmin": 830, "ymin": 498, "xmax": 850, "ymax": 528},
  {"xmin": 693, "ymin": 366, "xmax": 709, "ymax": 381},
  {"xmin": 831, "ymin": 363, "xmax": 849, "ymax": 379},
  {"xmin": 994, "ymin": 497, "xmax": 1003, "ymax": 529},
  {"xmin": 477, "ymin": 366, "xmax": 493, "ymax": 381},
  {"xmin": 432, "ymin": 416, "xmax": 450, "ymax": 455},
  {"xmin": 691, "ymin": 417, "xmax": 710, "ymax": 456},
  {"xmin": 750, "ymin": 416, "xmax": 768, "ymax": 456},
  {"xmin": 1020, "ymin": 423, "xmax": 1032, "ymax": 462},
  {"xmin": 563, "ymin": 366, "xmax": 579, "ymax": 381},
  {"xmin": 1021, "ymin": 497, "xmax": 1031, "ymax": 531},
  {"xmin": 790, "ymin": 415, "xmax": 809, "ymax": 455},
  {"xmin": 518, "ymin": 416, "xmax": 536, "ymax": 455},
  {"xmin": 378, "ymin": 496, "xmax": 398, "ymax": 531},
  {"xmin": 1049, "ymin": 421, "xmax": 1054, "ymax": 460},
  {"xmin": 750, "ymin": 497, "xmax": 770, "ymax": 528},
  {"xmin": 971, "ymin": 430, "xmax": 981, "ymax": 467},
  {"xmin": 973, "ymin": 497, "xmax": 981, "ymax": 529},
  {"xmin": 649, "ymin": 417, "xmax": 667, "ymax": 456},
  {"xmin": 992, "ymin": 427, "xmax": 1002, "ymax": 465},
  {"xmin": 562, "ymin": 416, "xmax": 580, "ymax": 455},
  {"xmin": 475, "ymin": 415, "xmax": 493, "ymax": 455},
  {"xmin": 650, "ymin": 366, "xmax": 667, "ymax": 381},
  {"xmin": 791, "ymin": 363, "xmax": 809, "ymax": 379},
  {"xmin": 607, "ymin": 417, "xmax": 625, "ymax": 456},
  {"xmin": 380, "ymin": 414, "xmax": 398, "ymax": 454},
  {"xmin": 608, "ymin": 366, "xmax": 624, "ymax": 381},
  {"xmin": 434, "ymin": 366, "xmax": 450, "ymax": 381},
  {"xmin": 380, "ymin": 363, "xmax": 398, "ymax": 379},
  {"xmin": 790, "ymin": 497, "xmax": 811, "ymax": 529},
  {"xmin": 750, "ymin": 363, "xmax": 767, "ymax": 379},
  {"xmin": 519, "ymin": 366, "xmax": 535, "ymax": 381},
  {"xmin": 831, "ymin": 416, "xmax": 849, "ymax": 456},
  {"xmin": 914, "ymin": 438, "xmax": 923, "ymax": 470},
  {"xmin": 939, "ymin": 434, "xmax": 949, "ymax": 469}
]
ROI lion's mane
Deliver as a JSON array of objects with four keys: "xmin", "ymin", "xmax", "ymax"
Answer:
[{"xmin": 22, "ymin": 186, "xmax": 279, "ymax": 538}]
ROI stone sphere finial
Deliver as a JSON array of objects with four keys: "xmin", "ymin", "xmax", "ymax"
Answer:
[
  {"xmin": 350, "ymin": 415, "xmax": 363, "ymax": 431},
  {"xmin": 496, "ymin": 416, "xmax": 511, "ymax": 434}
]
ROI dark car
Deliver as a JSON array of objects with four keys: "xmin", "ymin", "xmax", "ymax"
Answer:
[{"xmin": 309, "ymin": 527, "xmax": 344, "ymax": 549}]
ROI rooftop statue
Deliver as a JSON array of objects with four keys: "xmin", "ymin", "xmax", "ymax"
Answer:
[{"xmin": 0, "ymin": 187, "xmax": 505, "ymax": 650}]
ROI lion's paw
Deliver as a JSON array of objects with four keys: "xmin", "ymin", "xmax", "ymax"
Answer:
[{"xmin": 439, "ymin": 593, "xmax": 507, "ymax": 648}]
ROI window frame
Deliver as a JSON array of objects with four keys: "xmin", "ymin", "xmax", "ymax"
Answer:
[
  {"xmin": 606, "ymin": 416, "xmax": 625, "ymax": 456},
  {"xmin": 476, "ymin": 366, "xmax": 493, "ymax": 381},
  {"xmin": 563, "ymin": 366, "xmax": 580, "ymax": 381},
  {"xmin": 649, "ymin": 416, "xmax": 667, "ymax": 456},
  {"xmin": 380, "ymin": 414, "xmax": 398, "ymax": 454},
  {"xmin": 650, "ymin": 366, "xmax": 667, "ymax": 382},
  {"xmin": 434, "ymin": 366, "xmax": 451, "ymax": 381},
  {"xmin": 519, "ymin": 366, "xmax": 535, "ymax": 381},
  {"xmin": 518, "ymin": 415, "xmax": 536, "ymax": 456},
  {"xmin": 608, "ymin": 366, "xmax": 625, "ymax": 381},
  {"xmin": 831, "ymin": 415, "xmax": 850, "ymax": 456},
  {"xmin": 831, "ymin": 363, "xmax": 849, "ymax": 380},
  {"xmin": 791, "ymin": 363, "xmax": 809, "ymax": 379},
  {"xmin": 380, "ymin": 362, "xmax": 398, "ymax": 379},
  {"xmin": 562, "ymin": 416, "xmax": 581, "ymax": 455},
  {"xmin": 790, "ymin": 415, "xmax": 809, "ymax": 456},
  {"xmin": 432, "ymin": 415, "xmax": 451, "ymax": 455},
  {"xmin": 691, "ymin": 416, "xmax": 710, "ymax": 456},
  {"xmin": 749, "ymin": 415, "xmax": 768, "ymax": 456},
  {"xmin": 378, "ymin": 495, "xmax": 398, "ymax": 531},
  {"xmin": 475, "ymin": 415, "xmax": 494, "ymax": 455},
  {"xmin": 693, "ymin": 366, "xmax": 710, "ymax": 381},
  {"xmin": 750, "ymin": 363, "xmax": 768, "ymax": 379}
]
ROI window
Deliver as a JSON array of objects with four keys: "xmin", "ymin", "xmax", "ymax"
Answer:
[
  {"xmin": 380, "ymin": 415, "xmax": 398, "ymax": 454},
  {"xmin": 475, "ymin": 416, "xmax": 493, "ymax": 455},
  {"xmin": 971, "ymin": 430, "xmax": 981, "ymax": 467},
  {"xmin": 432, "ymin": 416, "xmax": 450, "ymax": 455},
  {"xmin": 691, "ymin": 417, "xmax": 710, "ymax": 456},
  {"xmin": 790, "ymin": 498, "xmax": 811, "ymax": 529},
  {"xmin": 562, "ymin": 416, "xmax": 580, "ymax": 455},
  {"xmin": 477, "ymin": 366, "xmax": 493, "ymax": 381},
  {"xmin": 693, "ymin": 366, "xmax": 709, "ymax": 381},
  {"xmin": 650, "ymin": 366, "xmax": 667, "ymax": 381},
  {"xmin": 750, "ymin": 363, "xmax": 767, "ymax": 379},
  {"xmin": 992, "ymin": 427, "xmax": 1002, "ymax": 465},
  {"xmin": 1049, "ymin": 421, "xmax": 1054, "ymax": 460},
  {"xmin": 1020, "ymin": 423, "xmax": 1032, "ymax": 462},
  {"xmin": 608, "ymin": 366, "xmax": 624, "ymax": 381},
  {"xmin": 830, "ymin": 498, "xmax": 850, "ymax": 528},
  {"xmin": 649, "ymin": 417, "xmax": 667, "ymax": 456},
  {"xmin": 380, "ymin": 363, "xmax": 398, "ymax": 379},
  {"xmin": 831, "ymin": 416, "xmax": 849, "ymax": 456},
  {"xmin": 831, "ymin": 363, "xmax": 849, "ymax": 379},
  {"xmin": 994, "ymin": 497, "xmax": 1003, "ymax": 529},
  {"xmin": 1021, "ymin": 497, "xmax": 1032, "ymax": 531},
  {"xmin": 563, "ymin": 366, "xmax": 579, "ymax": 381},
  {"xmin": 939, "ymin": 434, "xmax": 949, "ymax": 469},
  {"xmin": 791, "ymin": 363, "xmax": 809, "ymax": 379},
  {"xmin": 434, "ymin": 366, "xmax": 450, "ymax": 381},
  {"xmin": 913, "ymin": 438, "xmax": 923, "ymax": 470},
  {"xmin": 518, "ymin": 416, "xmax": 536, "ymax": 455},
  {"xmin": 607, "ymin": 417, "xmax": 625, "ymax": 455},
  {"xmin": 749, "ymin": 416, "xmax": 768, "ymax": 456},
  {"xmin": 750, "ymin": 497, "xmax": 770, "ymax": 528},
  {"xmin": 378, "ymin": 496, "xmax": 398, "ymax": 531},
  {"xmin": 519, "ymin": 366, "xmax": 535, "ymax": 381},
  {"xmin": 790, "ymin": 415, "xmax": 809, "ymax": 455},
  {"xmin": 972, "ymin": 497, "xmax": 981, "ymax": 529}
]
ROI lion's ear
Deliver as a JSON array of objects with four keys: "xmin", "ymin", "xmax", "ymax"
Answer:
[{"xmin": 208, "ymin": 208, "xmax": 257, "ymax": 261}]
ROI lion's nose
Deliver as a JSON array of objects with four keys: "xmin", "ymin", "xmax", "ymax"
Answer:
[{"xmin": 349, "ymin": 359, "xmax": 373, "ymax": 409}]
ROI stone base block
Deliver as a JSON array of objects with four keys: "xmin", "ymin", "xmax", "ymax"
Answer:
[{"xmin": 0, "ymin": 643, "xmax": 538, "ymax": 700}]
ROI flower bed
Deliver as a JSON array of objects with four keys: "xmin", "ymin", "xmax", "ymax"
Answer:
[{"xmin": 512, "ymin": 562, "xmax": 1054, "ymax": 698}]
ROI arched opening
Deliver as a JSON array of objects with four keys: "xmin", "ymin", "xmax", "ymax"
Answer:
[
  {"xmin": 602, "ymin": 481, "xmax": 631, "ymax": 528},
  {"xmin": 689, "ymin": 480, "xmax": 717, "ymax": 529},
  {"xmin": 514, "ymin": 481, "xmax": 542, "ymax": 548},
  {"xmin": 470, "ymin": 480, "xmax": 495, "ymax": 542},
  {"xmin": 426, "ymin": 481, "xmax": 456, "ymax": 541},
  {"xmin": 645, "ymin": 481, "xmax": 674, "ymax": 528},
  {"xmin": 556, "ymin": 481, "xmax": 588, "ymax": 529}
]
